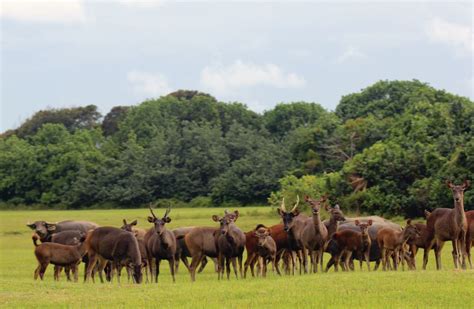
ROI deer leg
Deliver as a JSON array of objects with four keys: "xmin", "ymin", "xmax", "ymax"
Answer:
[
  {"xmin": 434, "ymin": 239, "xmax": 444, "ymax": 270},
  {"xmin": 155, "ymin": 259, "xmax": 161, "ymax": 283},
  {"xmin": 72, "ymin": 264, "xmax": 78, "ymax": 282},
  {"xmin": 34, "ymin": 264, "xmax": 41, "ymax": 280},
  {"xmin": 244, "ymin": 252, "xmax": 254, "ymax": 278},
  {"xmin": 231, "ymin": 257, "xmax": 238, "ymax": 279},
  {"xmin": 358, "ymin": 252, "xmax": 363, "ymax": 270},
  {"xmin": 189, "ymin": 253, "xmax": 203, "ymax": 282},
  {"xmin": 169, "ymin": 257, "xmax": 176, "ymax": 283},
  {"xmin": 53, "ymin": 266, "xmax": 60, "ymax": 281},
  {"xmin": 85, "ymin": 252, "xmax": 97, "ymax": 283},
  {"xmin": 394, "ymin": 250, "xmax": 399, "ymax": 271},
  {"xmin": 466, "ymin": 235, "xmax": 473, "ymax": 269},
  {"xmin": 381, "ymin": 248, "xmax": 386, "ymax": 271},
  {"xmin": 344, "ymin": 251, "xmax": 353, "ymax": 271},
  {"xmin": 365, "ymin": 250, "xmax": 371, "ymax": 271},
  {"xmin": 225, "ymin": 257, "xmax": 231, "ymax": 280},
  {"xmin": 197, "ymin": 256, "xmax": 207, "ymax": 273},
  {"xmin": 39, "ymin": 262, "xmax": 48, "ymax": 280},
  {"xmin": 238, "ymin": 254, "xmax": 243, "ymax": 278},
  {"xmin": 319, "ymin": 248, "xmax": 324, "ymax": 273},
  {"xmin": 460, "ymin": 231, "xmax": 467, "ymax": 270}
]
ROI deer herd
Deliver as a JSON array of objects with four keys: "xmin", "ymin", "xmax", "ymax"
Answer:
[{"xmin": 28, "ymin": 180, "xmax": 473, "ymax": 283}]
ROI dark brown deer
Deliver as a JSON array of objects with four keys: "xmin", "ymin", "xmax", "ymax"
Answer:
[
  {"xmin": 145, "ymin": 205, "xmax": 177, "ymax": 283},
  {"xmin": 33, "ymin": 234, "xmax": 87, "ymax": 282},
  {"xmin": 377, "ymin": 220, "xmax": 420, "ymax": 271},
  {"xmin": 254, "ymin": 226, "xmax": 280, "ymax": 277},
  {"xmin": 426, "ymin": 180, "xmax": 470, "ymax": 270},
  {"xmin": 332, "ymin": 220, "xmax": 373, "ymax": 271},
  {"xmin": 213, "ymin": 210, "xmax": 246, "ymax": 280},
  {"xmin": 184, "ymin": 210, "xmax": 238, "ymax": 282},
  {"xmin": 120, "ymin": 219, "xmax": 149, "ymax": 282},
  {"xmin": 243, "ymin": 224, "xmax": 266, "ymax": 278},
  {"xmin": 277, "ymin": 196, "xmax": 309, "ymax": 274},
  {"xmin": 465, "ymin": 210, "xmax": 474, "ymax": 268},
  {"xmin": 301, "ymin": 195, "xmax": 329, "ymax": 273},
  {"xmin": 323, "ymin": 204, "xmax": 346, "ymax": 238},
  {"xmin": 85, "ymin": 227, "xmax": 142, "ymax": 284}
]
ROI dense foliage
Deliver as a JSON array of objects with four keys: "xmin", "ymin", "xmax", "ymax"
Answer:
[{"xmin": 1, "ymin": 81, "xmax": 472, "ymax": 215}]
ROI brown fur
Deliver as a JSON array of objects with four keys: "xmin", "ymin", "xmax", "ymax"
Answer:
[
  {"xmin": 425, "ymin": 180, "xmax": 470, "ymax": 270},
  {"xmin": 332, "ymin": 220, "xmax": 372, "ymax": 271}
]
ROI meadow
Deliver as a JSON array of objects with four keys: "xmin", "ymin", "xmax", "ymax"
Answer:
[{"xmin": 0, "ymin": 207, "xmax": 473, "ymax": 308}]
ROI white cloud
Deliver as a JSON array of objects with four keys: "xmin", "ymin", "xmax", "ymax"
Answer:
[
  {"xmin": 426, "ymin": 18, "xmax": 473, "ymax": 53},
  {"xmin": 200, "ymin": 60, "xmax": 306, "ymax": 95},
  {"xmin": 127, "ymin": 71, "xmax": 172, "ymax": 97},
  {"xmin": 0, "ymin": 0, "xmax": 86, "ymax": 23},
  {"xmin": 117, "ymin": 0, "xmax": 167, "ymax": 8},
  {"xmin": 336, "ymin": 46, "xmax": 367, "ymax": 64}
]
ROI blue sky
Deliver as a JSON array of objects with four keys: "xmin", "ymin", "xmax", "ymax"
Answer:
[{"xmin": 1, "ymin": 0, "xmax": 472, "ymax": 132}]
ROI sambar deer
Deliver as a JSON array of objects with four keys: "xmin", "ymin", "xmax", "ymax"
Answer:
[
  {"xmin": 254, "ymin": 226, "xmax": 279, "ymax": 277},
  {"xmin": 332, "ymin": 220, "xmax": 373, "ymax": 271},
  {"xmin": 425, "ymin": 180, "xmax": 470, "ymax": 270}
]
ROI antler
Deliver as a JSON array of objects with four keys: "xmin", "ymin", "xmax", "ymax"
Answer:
[
  {"xmin": 290, "ymin": 195, "xmax": 300, "ymax": 212},
  {"xmin": 164, "ymin": 203, "xmax": 171, "ymax": 218},
  {"xmin": 149, "ymin": 203, "xmax": 157, "ymax": 219},
  {"xmin": 280, "ymin": 198, "xmax": 287, "ymax": 212}
]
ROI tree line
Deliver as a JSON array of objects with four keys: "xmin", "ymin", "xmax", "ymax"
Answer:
[{"xmin": 1, "ymin": 81, "xmax": 472, "ymax": 216}]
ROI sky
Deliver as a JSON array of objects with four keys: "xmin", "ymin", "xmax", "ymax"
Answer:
[{"xmin": 1, "ymin": 0, "xmax": 473, "ymax": 132}]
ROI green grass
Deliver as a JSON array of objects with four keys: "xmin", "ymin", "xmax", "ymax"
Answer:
[{"xmin": 1, "ymin": 208, "xmax": 473, "ymax": 308}]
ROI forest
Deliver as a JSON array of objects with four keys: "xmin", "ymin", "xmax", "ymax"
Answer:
[{"xmin": 1, "ymin": 80, "xmax": 473, "ymax": 216}]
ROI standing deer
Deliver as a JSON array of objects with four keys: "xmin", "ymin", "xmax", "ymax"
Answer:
[
  {"xmin": 425, "ymin": 180, "xmax": 470, "ymax": 270},
  {"xmin": 377, "ymin": 220, "xmax": 420, "ymax": 271},
  {"xmin": 301, "ymin": 195, "xmax": 329, "ymax": 273},
  {"xmin": 184, "ymin": 210, "xmax": 238, "ymax": 282},
  {"xmin": 465, "ymin": 210, "xmax": 474, "ymax": 269},
  {"xmin": 254, "ymin": 226, "xmax": 279, "ymax": 277},
  {"xmin": 332, "ymin": 220, "xmax": 373, "ymax": 271},
  {"xmin": 213, "ymin": 210, "xmax": 246, "ymax": 280},
  {"xmin": 145, "ymin": 205, "xmax": 177, "ymax": 283},
  {"xmin": 277, "ymin": 196, "xmax": 309, "ymax": 274}
]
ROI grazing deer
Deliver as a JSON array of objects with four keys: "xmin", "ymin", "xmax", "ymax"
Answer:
[
  {"xmin": 254, "ymin": 226, "xmax": 280, "ymax": 277},
  {"xmin": 120, "ymin": 219, "xmax": 149, "ymax": 283},
  {"xmin": 277, "ymin": 196, "xmax": 309, "ymax": 274},
  {"xmin": 332, "ymin": 220, "xmax": 373, "ymax": 271},
  {"xmin": 213, "ymin": 210, "xmax": 246, "ymax": 280},
  {"xmin": 301, "ymin": 195, "xmax": 329, "ymax": 273},
  {"xmin": 145, "ymin": 205, "xmax": 177, "ymax": 283},
  {"xmin": 85, "ymin": 227, "xmax": 143, "ymax": 284},
  {"xmin": 425, "ymin": 180, "xmax": 470, "ymax": 270},
  {"xmin": 33, "ymin": 234, "xmax": 87, "ymax": 282},
  {"xmin": 377, "ymin": 220, "xmax": 420, "ymax": 271}
]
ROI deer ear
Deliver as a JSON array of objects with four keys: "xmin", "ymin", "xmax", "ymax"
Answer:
[
  {"xmin": 46, "ymin": 223, "xmax": 57, "ymax": 232},
  {"xmin": 424, "ymin": 209, "xmax": 431, "ymax": 219},
  {"xmin": 163, "ymin": 217, "xmax": 171, "ymax": 223},
  {"xmin": 462, "ymin": 180, "xmax": 470, "ymax": 189},
  {"xmin": 212, "ymin": 215, "xmax": 220, "ymax": 222},
  {"xmin": 367, "ymin": 220, "xmax": 373, "ymax": 226},
  {"xmin": 293, "ymin": 208, "xmax": 300, "ymax": 216},
  {"xmin": 406, "ymin": 219, "xmax": 412, "ymax": 226},
  {"xmin": 324, "ymin": 204, "xmax": 330, "ymax": 211},
  {"xmin": 27, "ymin": 223, "xmax": 36, "ymax": 229},
  {"xmin": 233, "ymin": 210, "xmax": 239, "ymax": 221},
  {"xmin": 304, "ymin": 195, "xmax": 310, "ymax": 202},
  {"xmin": 147, "ymin": 216, "xmax": 154, "ymax": 223},
  {"xmin": 131, "ymin": 220, "xmax": 138, "ymax": 226},
  {"xmin": 123, "ymin": 219, "xmax": 127, "ymax": 225},
  {"xmin": 355, "ymin": 220, "xmax": 360, "ymax": 226},
  {"xmin": 277, "ymin": 208, "xmax": 284, "ymax": 216},
  {"xmin": 446, "ymin": 180, "xmax": 454, "ymax": 188}
]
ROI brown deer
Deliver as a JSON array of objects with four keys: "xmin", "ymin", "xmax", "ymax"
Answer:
[
  {"xmin": 184, "ymin": 210, "xmax": 238, "ymax": 281},
  {"xmin": 213, "ymin": 210, "xmax": 246, "ymax": 280},
  {"xmin": 277, "ymin": 196, "xmax": 309, "ymax": 274},
  {"xmin": 120, "ymin": 219, "xmax": 149, "ymax": 283},
  {"xmin": 254, "ymin": 226, "xmax": 280, "ymax": 277},
  {"xmin": 85, "ymin": 227, "xmax": 143, "ymax": 284},
  {"xmin": 377, "ymin": 220, "xmax": 420, "ymax": 271},
  {"xmin": 33, "ymin": 234, "xmax": 87, "ymax": 282},
  {"xmin": 301, "ymin": 195, "xmax": 329, "ymax": 273},
  {"xmin": 145, "ymin": 205, "xmax": 177, "ymax": 283},
  {"xmin": 465, "ymin": 210, "xmax": 474, "ymax": 268},
  {"xmin": 332, "ymin": 220, "xmax": 373, "ymax": 271},
  {"xmin": 425, "ymin": 180, "xmax": 470, "ymax": 270}
]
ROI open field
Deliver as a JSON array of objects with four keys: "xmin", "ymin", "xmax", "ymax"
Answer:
[{"xmin": 1, "ymin": 207, "xmax": 473, "ymax": 308}]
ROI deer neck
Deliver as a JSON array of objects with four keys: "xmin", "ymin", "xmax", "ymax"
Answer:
[
  {"xmin": 312, "ymin": 211, "xmax": 322, "ymax": 230},
  {"xmin": 327, "ymin": 217, "xmax": 339, "ymax": 236},
  {"xmin": 453, "ymin": 199, "xmax": 466, "ymax": 225}
]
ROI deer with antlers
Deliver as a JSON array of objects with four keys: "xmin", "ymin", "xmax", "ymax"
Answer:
[{"xmin": 144, "ymin": 204, "xmax": 177, "ymax": 283}]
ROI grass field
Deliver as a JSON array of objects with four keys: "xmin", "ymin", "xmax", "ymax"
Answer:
[{"xmin": 0, "ymin": 207, "xmax": 473, "ymax": 308}]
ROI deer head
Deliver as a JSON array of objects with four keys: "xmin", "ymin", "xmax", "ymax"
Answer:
[
  {"xmin": 121, "ymin": 219, "xmax": 138, "ymax": 232},
  {"xmin": 446, "ymin": 180, "xmax": 470, "ymax": 205},
  {"xmin": 277, "ymin": 196, "xmax": 300, "ymax": 232},
  {"xmin": 147, "ymin": 204, "xmax": 171, "ymax": 235}
]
